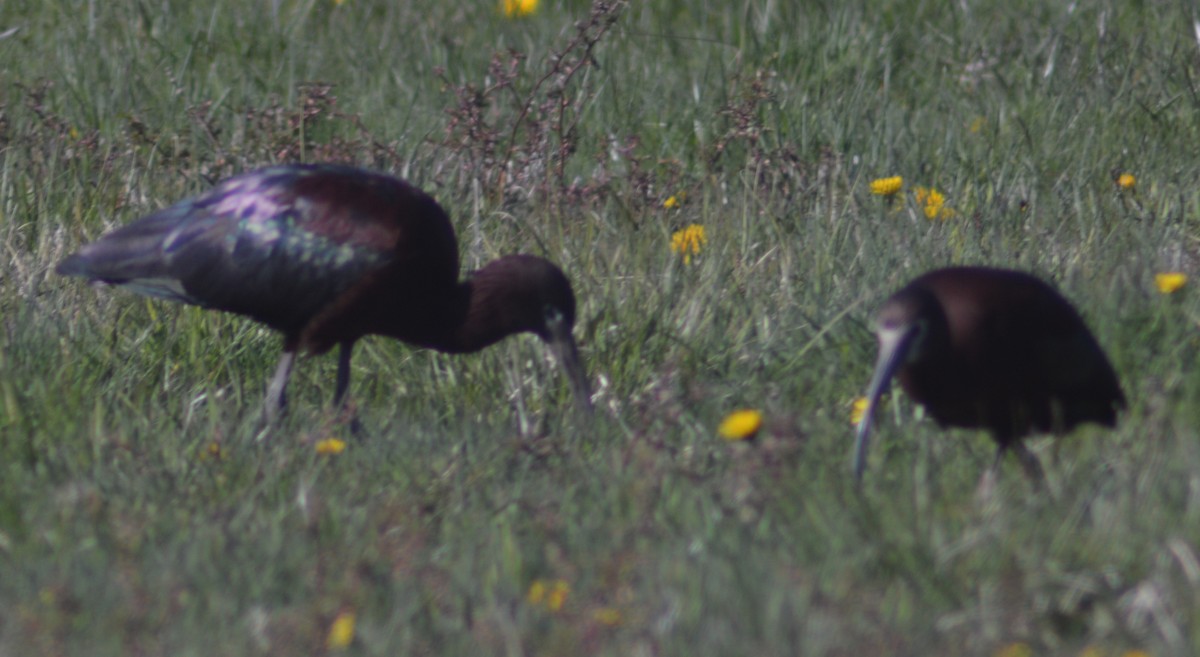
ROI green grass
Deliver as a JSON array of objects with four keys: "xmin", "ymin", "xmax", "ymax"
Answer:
[{"xmin": 3, "ymin": 0, "xmax": 1200, "ymax": 654}]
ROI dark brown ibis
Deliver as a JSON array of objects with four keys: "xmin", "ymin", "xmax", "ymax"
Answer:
[
  {"xmin": 57, "ymin": 164, "xmax": 592, "ymax": 422},
  {"xmin": 853, "ymin": 266, "xmax": 1124, "ymax": 487}
]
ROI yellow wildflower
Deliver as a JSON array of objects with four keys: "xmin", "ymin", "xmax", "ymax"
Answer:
[
  {"xmin": 664, "ymin": 195, "xmax": 679, "ymax": 209},
  {"xmin": 501, "ymin": 0, "xmax": 538, "ymax": 17},
  {"xmin": 670, "ymin": 224, "xmax": 707, "ymax": 265},
  {"xmin": 1155, "ymin": 272, "xmax": 1186, "ymax": 294},
  {"xmin": 850, "ymin": 397, "xmax": 870, "ymax": 425},
  {"xmin": 528, "ymin": 579, "xmax": 569, "ymax": 612},
  {"xmin": 199, "ymin": 440, "xmax": 225, "ymax": 461},
  {"xmin": 994, "ymin": 642, "xmax": 1033, "ymax": 657},
  {"xmin": 1116, "ymin": 172, "xmax": 1136, "ymax": 190},
  {"xmin": 914, "ymin": 186, "xmax": 954, "ymax": 220},
  {"xmin": 869, "ymin": 176, "xmax": 903, "ymax": 196},
  {"xmin": 592, "ymin": 607, "xmax": 622, "ymax": 626},
  {"xmin": 326, "ymin": 610, "xmax": 356, "ymax": 650},
  {"xmin": 718, "ymin": 409, "xmax": 763, "ymax": 441},
  {"xmin": 315, "ymin": 438, "xmax": 347, "ymax": 455},
  {"xmin": 546, "ymin": 580, "xmax": 569, "ymax": 612},
  {"xmin": 527, "ymin": 579, "xmax": 546, "ymax": 605}
]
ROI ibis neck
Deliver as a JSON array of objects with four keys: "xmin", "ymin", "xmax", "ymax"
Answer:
[
  {"xmin": 412, "ymin": 263, "xmax": 541, "ymax": 354},
  {"xmin": 900, "ymin": 319, "xmax": 961, "ymax": 402}
]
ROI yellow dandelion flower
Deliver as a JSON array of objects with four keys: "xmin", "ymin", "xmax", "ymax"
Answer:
[
  {"xmin": 869, "ymin": 176, "xmax": 903, "ymax": 196},
  {"xmin": 664, "ymin": 195, "xmax": 679, "ymax": 209},
  {"xmin": 592, "ymin": 607, "xmax": 622, "ymax": 626},
  {"xmin": 527, "ymin": 579, "xmax": 546, "ymax": 605},
  {"xmin": 199, "ymin": 440, "xmax": 225, "ymax": 461},
  {"xmin": 326, "ymin": 611, "xmax": 356, "ymax": 650},
  {"xmin": 1155, "ymin": 272, "xmax": 1186, "ymax": 294},
  {"xmin": 718, "ymin": 409, "xmax": 763, "ymax": 441},
  {"xmin": 922, "ymin": 188, "xmax": 946, "ymax": 219},
  {"xmin": 546, "ymin": 580, "xmax": 569, "ymax": 612},
  {"xmin": 850, "ymin": 397, "xmax": 870, "ymax": 425},
  {"xmin": 501, "ymin": 0, "xmax": 538, "ymax": 18},
  {"xmin": 994, "ymin": 642, "xmax": 1033, "ymax": 657},
  {"xmin": 914, "ymin": 186, "xmax": 954, "ymax": 220},
  {"xmin": 315, "ymin": 438, "xmax": 347, "ymax": 455},
  {"xmin": 1117, "ymin": 172, "xmax": 1136, "ymax": 190},
  {"xmin": 527, "ymin": 579, "xmax": 569, "ymax": 611},
  {"xmin": 670, "ymin": 224, "xmax": 707, "ymax": 265}
]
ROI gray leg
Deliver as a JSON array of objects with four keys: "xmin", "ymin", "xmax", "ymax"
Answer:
[
  {"xmin": 1011, "ymin": 442, "xmax": 1046, "ymax": 490},
  {"xmin": 334, "ymin": 341, "xmax": 364, "ymax": 435},
  {"xmin": 334, "ymin": 341, "xmax": 353, "ymax": 410},
  {"xmin": 976, "ymin": 445, "xmax": 1006, "ymax": 502},
  {"xmin": 263, "ymin": 349, "xmax": 297, "ymax": 424}
]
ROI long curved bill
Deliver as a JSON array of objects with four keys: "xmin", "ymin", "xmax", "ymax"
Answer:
[
  {"xmin": 546, "ymin": 316, "xmax": 594, "ymax": 414},
  {"xmin": 853, "ymin": 324, "xmax": 918, "ymax": 482}
]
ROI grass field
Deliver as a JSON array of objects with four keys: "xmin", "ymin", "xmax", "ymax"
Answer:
[{"xmin": 3, "ymin": 0, "xmax": 1200, "ymax": 654}]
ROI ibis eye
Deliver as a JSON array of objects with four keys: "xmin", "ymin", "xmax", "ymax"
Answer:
[
  {"xmin": 544, "ymin": 305, "xmax": 564, "ymax": 326},
  {"xmin": 905, "ymin": 318, "xmax": 930, "ymax": 360}
]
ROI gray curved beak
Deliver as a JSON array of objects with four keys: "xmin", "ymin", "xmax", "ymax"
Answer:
[
  {"xmin": 546, "ymin": 315, "xmax": 593, "ymax": 414},
  {"xmin": 853, "ymin": 324, "xmax": 918, "ymax": 482}
]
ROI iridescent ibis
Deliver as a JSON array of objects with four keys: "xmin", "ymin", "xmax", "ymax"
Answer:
[
  {"xmin": 853, "ymin": 266, "xmax": 1124, "ymax": 487},
  {"xmin": 57, "ymin": 164, "xmax": 592, "ymax": 422}
]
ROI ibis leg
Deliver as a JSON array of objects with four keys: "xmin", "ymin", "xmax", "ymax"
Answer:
[
  {"xmin": 333, "ymin": 341, "xmax": 364, "ymax": 435},
  {"xmin": 1011, "ymin": 442, "xmax": 1046, "ymax": 490},
  {"xmin": 263, "ymin": 349, "xmax": 297, "ymax": 424},
  {"xmin": 975, "ymin": 446, "xmax": 1006, "ymax": 501},
  {"xmin": 334, "ymin": 341, "xmax": 353, "ymax": 410}
]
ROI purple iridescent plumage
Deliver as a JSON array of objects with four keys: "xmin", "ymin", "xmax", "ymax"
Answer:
[
  {"xmin": 58, "ymin": 164, "xmax": 592, "ymax": 421},
  {"xmin": 853, "ymin": 266, "xmax": 1124, "ymax": 490}
]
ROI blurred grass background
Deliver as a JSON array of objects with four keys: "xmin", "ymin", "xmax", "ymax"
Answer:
[{"xmin": 3, "ymin": 0, "xmax": 1200, "ymax": 654}]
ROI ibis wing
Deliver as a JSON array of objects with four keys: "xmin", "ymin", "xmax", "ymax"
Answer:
[
  {"xmin": 57, "ymin": 211, "xmax": 210, "ymax": 304},
  {"xmin": 56, "ymin": 166, "xmax": 447, "ymax": 335},
  {"xmin": 957, "ymin": 276, "xmax": 1124, "ymax": 426}
]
